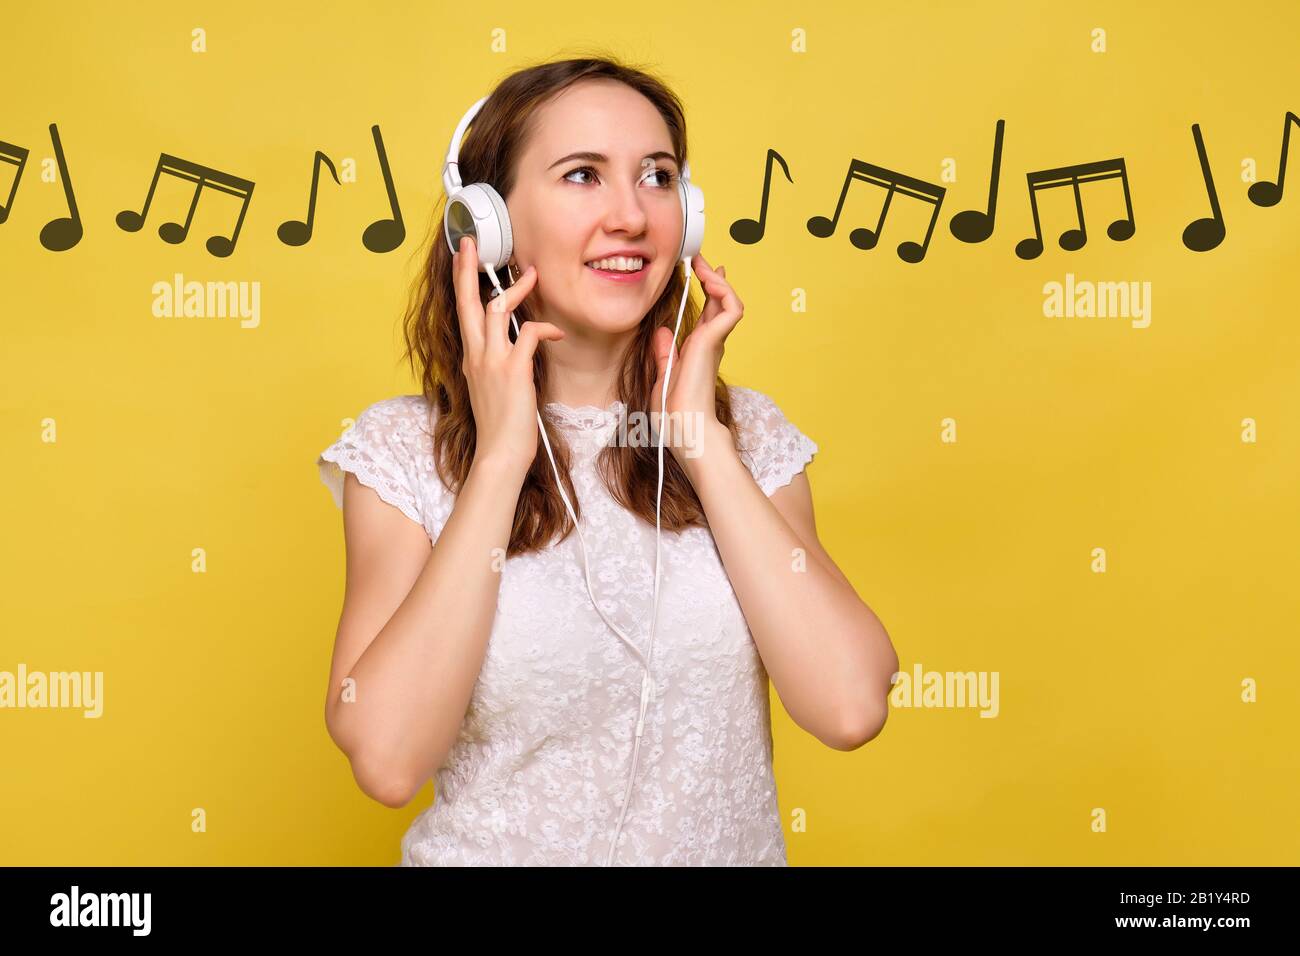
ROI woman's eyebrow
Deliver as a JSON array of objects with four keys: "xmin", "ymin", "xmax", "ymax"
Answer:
[{"xmin": 549, "ymin": 150, "xmax": 678, "ymax": 169}]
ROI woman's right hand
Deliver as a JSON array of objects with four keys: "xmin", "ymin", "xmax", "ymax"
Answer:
[{"xmin": 453, "ymin": 235, "xmax": 565, "ymax": 478}]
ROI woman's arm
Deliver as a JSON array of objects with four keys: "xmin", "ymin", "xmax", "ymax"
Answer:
[
  {"xmin": 684, "ymin": 422, "xmax": 898, "ymax": 751},
  {"xmin": 323, "ymin": 452, "xmax": 525, "ymax": 807}
]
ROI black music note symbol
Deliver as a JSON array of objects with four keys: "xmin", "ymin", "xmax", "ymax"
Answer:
[
  {"xmin": 1247, "ymin": 111, "xmax": 1300, "ymax": 208},
  {"xmin": 116, "ymin": 153, "xmax": 255, "ymax": 258},
  {"xmin": 0, "ymin": 139, "xmax": 29, "ymax": 226},
  {"xmin": 730, "ymin": 148, "xmax": 793, "ymax": 245},
  {"xmin": 41, "ymin": 123, "xmax": 83, "ymax": 252},
  {"xmin": 1014, "ymin": 158, "xmax": 1135, "ymax": 261},
  {"xmin": 279, "ymin": 150, "xmax": 340, "ymax": 246},
  {"xmin": 1182, "ymin": 124, "xmax": 1225, "ymax": 253},
  {"xmin": 362, "ymin": 125, "xmax": 404, "ymax": 253},
  {"xmin": 949, "ymin": 119, "xmax": 1005, "ymax": 243},
  {"xmin": 807, "ymin": 159, "xmax": 946, "ymax": 263}
]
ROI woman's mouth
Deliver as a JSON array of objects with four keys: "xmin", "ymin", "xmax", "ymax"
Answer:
[{"xmin": 584, "ymin": 256, "xmax": 648, "ymax": 283}]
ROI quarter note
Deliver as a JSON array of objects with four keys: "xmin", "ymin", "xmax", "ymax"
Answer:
[
  {"xmin": 1247, "ymin": 110, "xmax": 1300, "ymax": 207},
  {"xmin": 1181, "ymin": 123, "xmax": 1225, "ymax": 252},
  {"xmin": 0, "ymin": 138, "xmax": 30, "ymax": 225},
  {"xmin": 362, "ymin": 124, "xmax": 404, "ymax": 253},
  {"xmin": 949, "ymin": 119, "xmax": 1005, "ymax": 243},
  {"xmin": 116, "ymin": 153, "xmax": 255, "ymax": 258},
  {"xmin": 730, "ymin": 148, "xmax": 793, "ymax": 245},
  {"xmin": 278, "ymin": 150, "xmax": 340, "ymax": 246},
  {"xmin": 40, "ymin": 123, "xmax": 83, "ymax": 252},
  {"xmin": 1014, "ymin": 158, "xmax": 1135, "ymax": 261},
  {"xmin": 807, "ymin": 158, "xmax": 946, "ymax": 263}
]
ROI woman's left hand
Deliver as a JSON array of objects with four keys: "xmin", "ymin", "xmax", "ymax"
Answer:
[{"xmin": 648, "ymin": 253, "xmax": 744, "ymax": 467}]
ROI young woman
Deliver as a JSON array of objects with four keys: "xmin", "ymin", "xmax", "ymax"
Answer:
[{"xmin": 316, "ymin": 56, "xmax": 898, "ymax": 866}]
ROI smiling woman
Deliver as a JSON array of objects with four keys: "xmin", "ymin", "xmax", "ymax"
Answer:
[{"xmin": 315, "ymin": 54, "xmax": 898, "ymax": 867}]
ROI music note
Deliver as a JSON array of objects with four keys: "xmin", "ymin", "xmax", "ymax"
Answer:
[
  {"xmin": 40, "ymin": 123, "xmax": 83, "ymax": 252},
  {"xmin": 278, "ymin": 150, "xmax": 340, "ymax": 246},
  {"xmin": 1014, "ymin": 158, "xmax": 1135, "ymax": 261},
  {"xmin": 807, "ymin": 159, "xmax": 946, "ymax": 263},
  {"xmin": 0, "ymin": 138, "xmax": 30, "ymax": 225},
  {"xmin": 116, "ymin": 153, "xmax": 255, "ymax": 258},
  {"xmin": 730, "ymin": 148, "xmax": 793, "ymax": 245},
  {"xmin": 1182, "ymin": 124, "xmax": 1225, "ymax": 252},
  {"xmin": 1247, "ymin": 110, "xmax": 1300, "ymax": 208},
  {"xmin": 362, "ymin": 125, "xmax": 404, "ymax": 253},
  {"xmin": 949, "ymin": 119, "xmax": 1005, "ymax": 243}
]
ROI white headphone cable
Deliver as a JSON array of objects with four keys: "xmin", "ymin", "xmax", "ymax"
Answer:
[
  {"xmin": 484, "ymin": 260, "xmax": 691, "ymax": 867},
  {"xmin": 604, "ymin": 259, "xmax": 690, "ymax": 866},
  {"xmin": 483, "ymin": 265, "xmax": 647, "ymax": 669}
]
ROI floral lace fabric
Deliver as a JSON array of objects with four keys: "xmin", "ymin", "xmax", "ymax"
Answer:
[{"xmin": 317, "ymin": 385, "xmax": 818, "ymax": 865}]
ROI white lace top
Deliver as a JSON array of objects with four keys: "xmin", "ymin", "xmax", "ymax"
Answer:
[{"xmin": 317, "ymin": 384, "xmax": 818, "ymax": 865}]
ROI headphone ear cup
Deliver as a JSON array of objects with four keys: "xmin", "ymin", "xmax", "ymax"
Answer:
[
  {"xmin": 480, "ymin": 183, "xmax": 514, "ymax": 270},
  {"xmin": 443, "ymin": 182, "xmax": 514, "ymax": 272},
  {"xmin": 677, "ymin": 173, "xmax": 705, "ymax": 263}
]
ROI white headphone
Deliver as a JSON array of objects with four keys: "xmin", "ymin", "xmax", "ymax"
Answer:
[{"xmin": 442, "ymin": 93, "xmax": 705, "ymax": 866}]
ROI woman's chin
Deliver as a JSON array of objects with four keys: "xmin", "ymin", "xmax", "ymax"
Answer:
[{"xmin": 562, "ymin": 306, "xmax": 646, "ymax": 336}]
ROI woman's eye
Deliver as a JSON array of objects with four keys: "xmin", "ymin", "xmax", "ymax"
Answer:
[{"xmin": 563, "ymin": 165, "xmax": 677, "ymax": 188}]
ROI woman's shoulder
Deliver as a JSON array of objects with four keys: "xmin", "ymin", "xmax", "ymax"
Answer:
[
  {"xmin": 348, "ymin": 393, "xmax": 448, "ymax": 480},
  {"xmin": 317, "ymin": 392, "xmax": 452, "ymax": 536},
  {"xmin": 724, "ymin": 383, "xmax": 820, "ymax": 496},
  {"xmin": 352, "ymin": 393, "xmax": 437, "ymax": 437},
  {"xmin": 725, "ymin": 383, "xmax": 781, "ymax": 423},
  {"xmin": 723, "ymin": 382, "xmax": 806, "ymax": 440}
]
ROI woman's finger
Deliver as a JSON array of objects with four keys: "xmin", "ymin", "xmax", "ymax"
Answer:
[
  {"xmin": 691, "ymin": 252, "xmax": 711, "ymax": 272},
  {"xmin": 712, "ymin": 300, "xmax": 745, "ymax": 341},
  {"xmin": 452, "ymin": 236, "xmax": 485, "ymax": 355},
  {"xmin": 652, "ymin": 327, "xmax": 678, "ymax": 394},
  {"xmin": 509, "ymin": 320, "xmax": 565, "ymax": 370},
  {"xmin": 485, "ymin": 266, "xmax": 536, "ymax": 357},
  {"xmin": 483, "ymin": 292, "xmax": 511, "ymax": 358},
  {"xmin": 696, "ymin": 267, "xmax": 734, "ymax": 324},
  {"xmin": 696, "ymin": 267, "xmax": 744, "ymax": 344},
  {"xmin": 695, "ymin": 282, "xmax": 719, "ymax": 325}
]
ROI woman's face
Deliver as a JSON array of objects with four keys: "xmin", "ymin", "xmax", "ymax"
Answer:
[{"xmin": 504, "ymin": 78, "xmax": 682, "ymax": 339}]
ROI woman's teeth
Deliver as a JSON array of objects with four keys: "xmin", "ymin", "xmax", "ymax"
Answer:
[{"xmin": 585, "ymin": 256, "xmax": 644, "ymax": 272}]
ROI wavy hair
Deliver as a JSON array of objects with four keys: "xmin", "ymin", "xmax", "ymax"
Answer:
[{"xmin": 401, "ymin": 53, "xmax": 738, "ymax": 556}]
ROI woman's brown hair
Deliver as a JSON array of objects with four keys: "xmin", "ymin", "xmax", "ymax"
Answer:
[{"xmin": 402, "ymin": 53, "xmax": 738, "ymax": 556}]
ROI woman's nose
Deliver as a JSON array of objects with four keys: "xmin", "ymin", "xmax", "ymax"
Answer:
[{"xmin": 601, "ymin": 184, "xmax": 650, "ymax": 234}]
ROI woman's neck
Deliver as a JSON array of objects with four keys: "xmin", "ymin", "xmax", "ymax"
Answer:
[{"xmin": 539, "ymin": 326, "xmax": 636, "ymax": 408}]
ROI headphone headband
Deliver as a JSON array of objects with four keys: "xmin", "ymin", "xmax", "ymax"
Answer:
[{"xmin": 442, "ymin": 94, "xmax": 489, "ymax": 196}]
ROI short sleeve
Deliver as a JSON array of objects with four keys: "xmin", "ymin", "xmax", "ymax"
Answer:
[
  {"xmin": 317, "ymin": 395, "xmax": 441, "ymax": 533},
  {"xmin": 727, "ymin": 384, "xmax": 820, "ymax": 496}
]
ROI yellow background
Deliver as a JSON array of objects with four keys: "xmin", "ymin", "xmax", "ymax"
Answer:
[{"xmin": 2, "ymin": 0, "xmax": 1297, "ymax": 865}]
